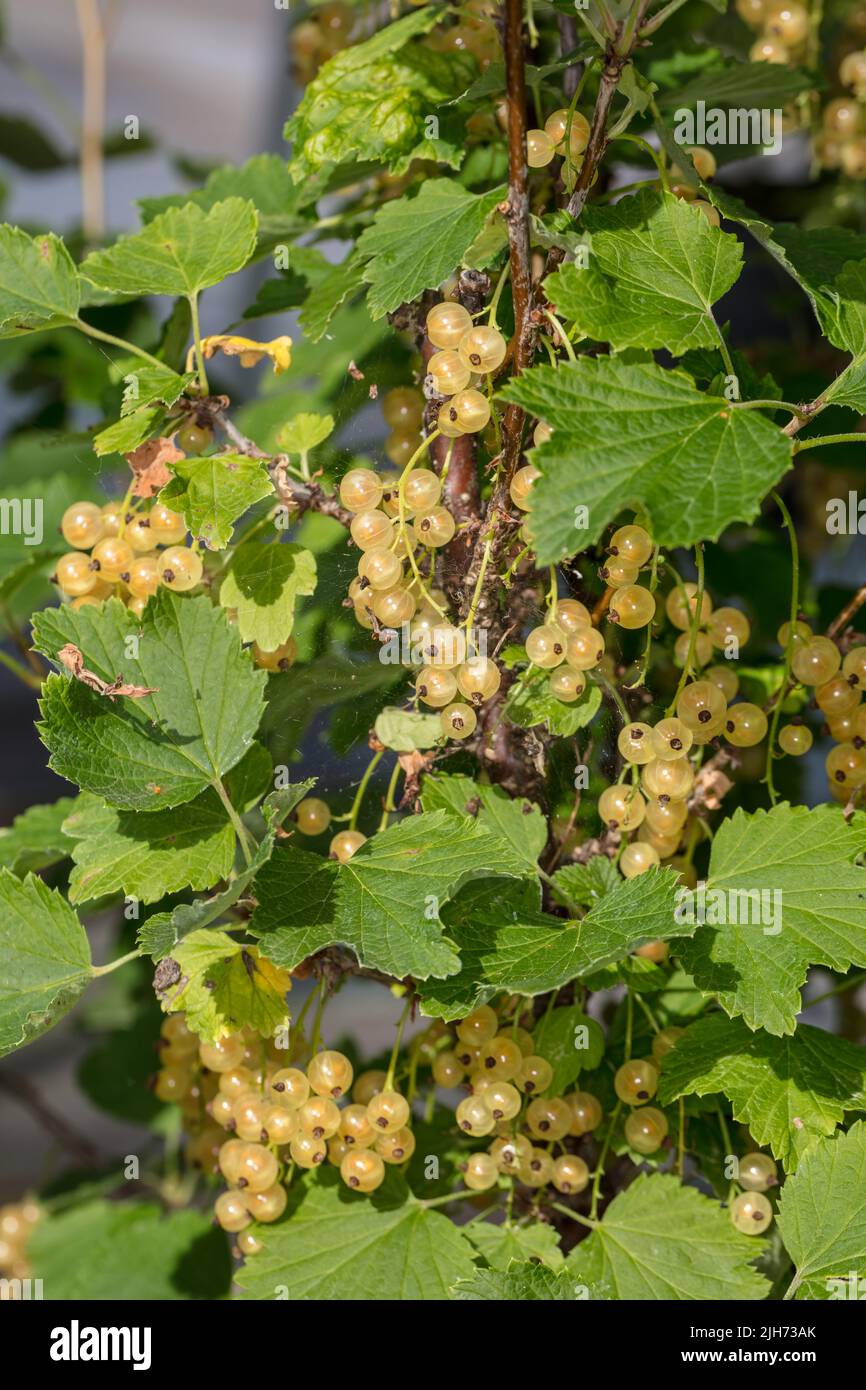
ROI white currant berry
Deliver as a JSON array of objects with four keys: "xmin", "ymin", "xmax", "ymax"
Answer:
[
  {"xmin": 215, "ymin": 1191, "xmax": 252, "ymax": 1232},
  {"xmin": 307, "ymin": 1049, "xmax": 353, "ymax": 1099},
  {"xmin": 426, "ymin": 301, "xmax": 473, "ymax": 349},
  {"xmin": 552, "ymin": 1154, "xmax": 589, "ymax": 1194},
  {"xmin": 414, "ymin": 506, "xmax": 455, "ymax": 548},
  {"xmin": 341, "ymin": 1148, "xmax": 385, "ymax": 1192},
  {"xmin": 340, "ymin": 467, "xmax": 383, "ymax": 513},
  {"xmin": 614, "ymin": 1059, "xmax": 659, "ymax": 1106},
  {"xmin": 620, "ymin": 842, "xmax": 660, "ymax": 878},
  {"xmin": 509, "ymin": 465, "xmax": 539, "ymax": 512},
  {"xmin": 61, "ymin": 501, "xmax": 104, "ymax": 549},
  {"xmin": 463, "ymin": 1152, "xmax": 499, "ymax": 1190},
  {"xmin": 651, "ymin": 717, "xmax": 693, "ymax": 761},
  {"xmin": 730, "ymin": 1191, "xmax": 773, "ymax": 1234},
  {"xmin": 245, "ymin": 1184, "xmax": 287, "ymax": 1222},
  {"xmin": 457, "ymin": 324, "xmax": 507, "ymax": 373},
  {"xmin": 159, "ymin": 545, "xmax": 203, "ymax": 592},
  {"xmin": 738, "ymin": 1151, "xmax": 778, "ymax": 1192},
  {"xmin": 564, "ymin": 626, "xmax": 605, "ymax": 671},
  {"xmin": 428, "ymin": 348, "xmax": 471, "ymax": 395},
  {"xmin": 376, "ymin": 1127, "xmax": 416, "ymax": 1164},
  {"xmin": 295, "ymin": 798, "xmax": 331, "ymax": 836},
  {"xmin": 618, "ymin": 722, "xmax": 655, "ymax": 765},
  {"xmin": 724, "ymin": 702, "xmax": 768, "ymax": 747},
  {"xmin": 624, "ymin": 1106, "xmax": 668, "ymax": 1154},
  {"xmin": 290, "ymin": 1132, "xmax": 327, "ymax": 1168},
  {"xmin": 455, "ymin": 1094, "xmax": 494, "ymax": 1137},
  {"xmin": 456, "ymin": 655, "xmax": 501, "ymax": 704},
  {"xmin": 382, "ymin": 386, "xmax": 424, "ymax": 430},
  {"xmin": 149, "ymin": 504, "xmax": 187, "ymax": 545},
  {"xmin": 350, "ymin": 509, "xmax": 392, "ymax": 550},
  {"xmin": 55, "ymin": 552, "xmax": 98, "ymax": 597},
  {"xmin": 366, "ymin": 1090, "xmax": 410, "ymax": 1134},
  {"xmin": 441, "ymin": 702, "xmax": 477, "ymax": 740},
  {"xmin": 525, "ymin": 623, "xmax": 568, "ymax": 669}
]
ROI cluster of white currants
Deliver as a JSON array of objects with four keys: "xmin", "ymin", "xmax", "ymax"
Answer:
[{"xmin": 54, "ymin": 499, "xmax": 198, "ymax": 615}]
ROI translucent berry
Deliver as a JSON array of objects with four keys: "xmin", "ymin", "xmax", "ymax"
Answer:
[
  {"xmin": 376, "ymin": 1127, "xmax": 415, "ymax": 1164},
  {"xmin": 403, "ymin": 468, "xmax": 442, "ymax": 514},
  {"xmin": 651, "ymin": 717, "xmax": 693, "ymax": 760},
  {"xmin": 271, "ymin": 1067, "xmax": 310, "ymax": 1107},
  {"xmin": 598, "ymin": 785, "xmax": 646, "ymax": 831},
  {"xmin": 478, "ymin": 1035, "xmax": 523, "ymax": 1081},
  {"xmin": 609, "ymin": 524, "xmax": 653, "ymax": 567},
  {"xmin": 552, "ymin": 1154, "xmax": 590, "ymax": 1194},
  {"xmin": 455, "ymin": 1094, "xmax": 494, "ymax": 1137},
  {"xmin": 463, "ymin": 1152, "xmax": 499, "ymax": 1190},
  {"xmin": 252, "ymin": 639, "xmax": 297, "ymax": 673},
  {"xmin": 724, "ymin": 702, "xmax": 768, "ymax": 747},
  {"xmin": 199, "ymin": 1035, "xmax": 246, "ymax": 1072},
  {"xmin": 738, "ymin": 1151, "xmax": 778, "ymax": 1192},
  {"xmin": 609, "ymin": 585, "xmax": 656, "ymax": 630},
  {"xmin": 92, "ymin": 537, "xmax": 134, "ymax": 584},
  {"xmin": 549, "ymin": 667, "xmax": 585, "ymax": 702},
  {"xmin": 245, "ymin": 1183, "xmax": 287, "ymax": 1223},
  {"xmin": 705, "ymin": 664, "xmax": 739, "ymax": 702},
  {"xmin": 55, "ymin": 552, "xmax": 98, "ymax": 597},
  {"xmin": 426, "ymin": 301, "xmax": 473, "ymax": 350},
  {"xmin": 330, "ymin": 830, "xmax": 367, "ymax": 862},
  {"xmin": 489, "ymin": 1133, "xmax": 532, "ymax": 1171},
  {"xmin": 730, "ymin": 1190, "xmax": 773, "ymax": 1234},
  {"xmin": 618, "ymin": 722, "xmax": 655, "ymax": 764},
  {"xmin": 352, "ymin": 1069, "xmax": 387, "ymax": 1106},
  {"xmin": 441, "ymin": 702, "xmax": 477, "ymax": 739},
  {"xmin": 778, "ymin": 723, "xmax": 812, "ymax": 756},
  {"xmin": 791, "ymin": 636, "xmax": 841, "ymax": 686},
  {"xmin": 525, "ymin": 623, "xmax": 567, "ymax": 669},
  {"xmin": 526, "ymin": 1096, "xmax": 571, "ymax": 1140},
  {"xmin": 565, "ymin": 626, "xmax": 605, "ymax": 671},
  {"xmin": 235, "ymin": 1143, "xmax": 279, "ymax": 1191},
  {"xmin": 614, "ymin": 1059, "xmax": 659, "ymax": 1106},
  {"xmin": 290, "ymin": 1132, "xmax": 327, "ymax": 1168},
  {"xmin": 816, "ymin": 675, "xmax": 860, "ymax": 717},
  {"xmin": 526, "ymin": 128, "xmax": 555, "ymax": 167},
  {"xmin": 456, "ymin": 1005, "xmax": 498, "ymax": 1046},
  {"xmin": 456, "ymin": 655, "xmax": 501, "ymax": 704},
  {"xmin": 215, "ymin": 1191, "xmax": 251, "ymax": 1232},
  {"xmin": 159, "ymin": 545, "xmax": 203, "ymax": 592},
  {"xmin": 428, "ymin": 348, "xmax": 471, "ymax": 395},
  {"xmin": 350, "ymin": 509, "xmax": 392, "ymax": 551},
  {"xmin": 366, "ymin": 1090, "xmax": 410, "ymax": 1134},
  {"xmin": 414, "ymin": 506, "xmax": 455, "ymax": 547},
  {"xmin": 446, "ymin": 388, "xmax": 491, "ymax": 434},
  {"xmin": 509, "ymin": 465, "xmax": 539, "ymax": 512},
  {"xmin": 709, "ymin": 606, "xmax": 750, "ymax": 649},
  {"xmin": 457, "ymin": 324, "xmax": 507, "ymax": 373},
  {"xmin": 340, "ymin": 468, "xmax": 383, "ymax": 513},
  {"xmin": 148, "ymin": 504, "xmax": 186, "ymax": 545},
  {"xmin": 676, "ymin": 679, "xmax": 727, "ymax": 731},
  {"xmin": 61, "ymin": 501, "xmax": 104, "ymax": 549},
  {"xmin": 382, "ymin": 386, "xmax": 424, "ymax": 430},
  {"xmin": 642, "ymin": 757, "xmax": 695, "ymax": 800},
  {"xmin": 519, "ymin": 1148, "xmax": 554, "ymax": 1187},
  {"xmin": 341, "ymin": 1148, "xmax": 385, "ymax": 1192},
  {"xmin": 624, "ymin": 1106, "xmax": 668, "ymax": 1154},
  {"xmin": 620, "ymin": 842, "xmax": 660, "ymax": 878},
  {"xmin": 295, "ymin": 798, "xmax": 331, "ymax": 836},
  {"xmin": 666, "ymin": 582, "xmax": 712, "ymax": 631}
]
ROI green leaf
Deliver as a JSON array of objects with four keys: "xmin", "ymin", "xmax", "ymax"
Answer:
[
  {"xmin": 121, "ymin": 362, "xmax": 195, "ymax": 415},
  {"xmin": 81, "ymin": 198, "xmax": 258, "ymax": 297},
  {"xmin": 499, "ymin": 358, "xmax": 792, "ymax": 564},
  {"xmin": 92, "ymin": 406, "xmax": 162, "ymax": 458},
  {"xmin": 0, "ymin": 225, "xmax": 80, "ymax": 336},
  {"xmin": 219, "ymin": 541, "xmax": 316, "ymax": 649},
  {"xmin": 138, "ymin": 153, "xmax": 314, "ymax": 249},
  {"xmin": 297, "ymin": 254, "xmax": 367, "ymax": 342},
  {"xmin": 286, "ymin": 9, "xmax": 475, "ymax": 181},
  {"xmin": 551, "ymin": 856, "xmax": 619, "ymax": 909},
  {"xmin": 420, "ymin": 773, "xmax": 547, "ymax": 871},
  {"xmin": 453, "ymin": 1263, "xmax": 582, "ymax": 1301},
  {"xmin": 250, "ymin": 809, "xmax": 528, "ymax": 981},
  {"xmin": 568, "ymin": 1173, "xmax": 770, "ymax": 1300},
  {"xmin": 357, "ymin": 180, "xmax": 506, "ymax": 318},
  {"xmin": 678, "ymin": 804, "xmax": 866, "ymax": 1036},
  {"xmin": 547, "ymin": 190, "xmax": 742, "ymax": 354},
  {"xmin": 533, "ymin": 1004, "xmax": 605, "ymax": 1094},
  {"xmin": 160, "ymin": 452, "xmax": 273, "ymax": 549},
  {"xmin": 659, "ymin": 61, "xmax": 815, "ymax": 113},
  {"xmin": 234, "ymin": 1169, "xmax": 476, "ymax": 1300},
  {"xmin": 777, "ymin": 1123, "xmax": 866, "ymax": 1300},
  {"xmin": 33, "ymin": 591, "xmax": 267, "ymax": 812},
  {"xmin": 161, "ymin": 931, "xmax": 292, "ymax": 1042},
  {"xmin": 418, "ymin": 868, "xmax": 689, "ymax": 1018},
  {"xmin": 62, "ymin": 791, "xmax": 235, "ymax": 906},
  {"xmin": 660, "ymin": 1014, "xmax": 866, "ymax": 1168},
  {"xmin": 29, "ymin": 1199, "xmax": 231, "ymax": 1300},
  {"xmin": 374, "ymin": 706, "xmax": 443, "ymax": 752},
  {"xmin": 0, "ymin": 870, "xmax": 92, "ymax": 1057},
  {"xmin": 465, "ymin": 1220, "xmax": 564, "ymax": 1271},
  {"xmin": 504, "ymin": 668, "xmax": 602, "ymax": 734},
  {"xmin": 276, "ymin": 412, "xmax": 334, "ymax": 454},
  {"xmin": 0, "ymin": 797, "xmax": 76, "ymax": 874}
]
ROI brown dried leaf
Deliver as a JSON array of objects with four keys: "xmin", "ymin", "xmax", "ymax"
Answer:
[
  {"xmin": 127, "ymin": 435, "xmax": 184, "ymax": 498},
  {"xmin": 57, "ymin": 643, "xmax": 158, "ymax": 702}
]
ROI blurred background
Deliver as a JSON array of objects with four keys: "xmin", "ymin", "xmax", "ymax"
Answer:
[{"xmin": 1, "ymin": 0, "xmax": 865, "ymax": 1201}]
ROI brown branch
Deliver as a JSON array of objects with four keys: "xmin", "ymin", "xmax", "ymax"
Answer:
[
  {"xmin": 827, "ymin": 584, "xmax": 866, "ymax": 641},
  {"xmin": 209, "ymin": 406, "xmax": 353, "ymax": 528}
]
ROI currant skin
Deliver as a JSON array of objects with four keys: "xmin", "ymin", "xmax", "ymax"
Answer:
[
  {"xmin": 160, "ymin": 546, "xmax": 203, "ymax": 593},
  {"xmin": 341, "ymin": 1148, "xmax": 386, "ymax": 1193},
  {"xmin": 307, "ymin": 1049, "xmax": 353, "ymax": 1099},
  {"xmin": 730, "ymin": 1191, "xmax": 773, "ymax": 1235},
  {"xmin": 624, "ymin": 1106, "xmax": 669, "ymax": 1155},
  {"xmin": 330, "ymin": 829, "xmax": 367, "ymax": 862},
  {"xmin": 61, "ymin": 501, "xmax": 104, "ymax": 549},
  {"xmin": 614, "ymin": 1059, "xmax": 659, "ymax": 1106}
]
